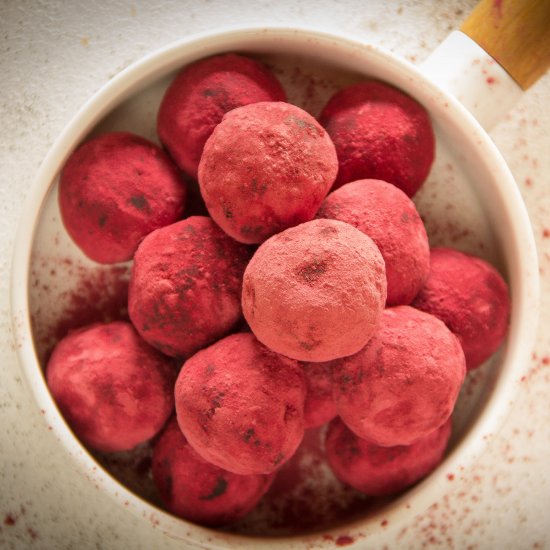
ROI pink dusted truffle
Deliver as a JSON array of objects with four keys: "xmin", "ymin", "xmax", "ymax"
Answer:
[
  {"xmin": 198, "ymin": 101, "xmax": 338, "ymax": 244},
  {"xmin": 412, "ymin": 247, "xmax": 511, "ymax": 370},
  {"xmin": 317, "ymin": 179, "xmax": 430, "ymax": 305},
  {"xmin": 152, "ymin": 417, "xmax": 274, "ymax": 526},
  {"xmin": 175, "ymin": 332, "xmax": 306, "ymax": 475},
  {"xmin": 333, "ymin": 306, "xmax": 465, "ymax": 447},
  {"xmin": 242, "ymin": 218, "xmax": 387, "ymax": 362},
  {"xmin": 319, "ymin": 81, "xmax": 435, "ymax": 196},
  {"xmin": 59, "ymin": 132, "xmax": 186, "ymax": 264},
  {"xmin": 158, "ymin": 53, "xmax": 286, "ymax": 178},
  {"xmin": 46, "ymin": 321, "xmax": 176, "ymax": 453},
  {"xmin": 128, "ymin": 216, "xmax": 252, "ymax": 358},
  {"xmin": 325, "ymin": 417, "xmax": 452, "ymax": 496},
  {"xmin": 300, "ymin": 360, "xmax": 338, "ymax": 429}
]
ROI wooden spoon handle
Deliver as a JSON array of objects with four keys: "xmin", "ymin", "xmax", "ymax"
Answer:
[{"xmin": 461, "ymin": 0, "xmax": 550, "ymax": 90}]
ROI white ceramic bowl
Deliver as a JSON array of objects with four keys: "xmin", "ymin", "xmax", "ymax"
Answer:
[{"xmin": 11, "ymin": 26, "xmax": 539, "ymax": 548}]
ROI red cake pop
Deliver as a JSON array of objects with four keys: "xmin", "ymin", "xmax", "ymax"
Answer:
[
  {"xmin": 317, "ymin": 179, "xmax": 430, "ymax": 305},
  {"xmin": 325, "ymin": 417, "xmax": 452, "ymax": 496},
  {"xmin": 198, "ymin": 101, "xmax": 338, "ymax": 244},
  {"xmin": 333, "ymin": 306, "xmax": 465, "ymax": 447},
  {"xmin": 300, "ymin": 360, "xmax": 338, "ymax": 429},
  {"xmin": 242, "ymin": 218, "xmax": 386, "ymax": 362},
  {"xmin": 59, "ymin": 132, "xmax": 186, "ymax": 264},
  {"xmin": 128, "ymin": 216, "xmax": 252, "ymax": 358},
  {"xmin": 158, "ymin": 53, "xmax": 286, "ymax": 178},
  {"xmin": 175, "ymin": 332, "xmax": 306, "ymax": 475},
  {"xmin": 412, "ymin": 247, "xmax": 511, "ymax": 370},
  {"xmin": 152, "ymin": 417, "xmax": 274, "ymax": 526},
  {"xmin": 46, "ymin": 321, "xmax": 176, "ymax": 453},
  {"xmin": 319, "ymin": 80, "xmax": 435, "ymax": 195}
]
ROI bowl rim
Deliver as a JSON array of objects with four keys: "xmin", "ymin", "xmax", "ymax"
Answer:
[{"xmin": 10, "ymin": 24, "xmax": 540, "ymax": 548}]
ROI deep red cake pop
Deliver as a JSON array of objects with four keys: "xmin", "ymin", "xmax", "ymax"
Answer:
[
  {"xmin": 319, "ymin": 80, "xmax": 435, "ymax": 195},
  {"xmin": 46, "ymin": 321, "xmax": 176, "ymax": 453},
  {"xmin": 242, "ymin": 218, "xmax": 386, "ymax": 362},
  {"xmin": 59, "ymin": 131, "xmax": 186, "ymax": 264},
  {"xmin": 412, "ymin": 247, "xmax": 511, "ymax": 370},
  {"xmin": 198, "ymin": 101, "xmax": 338, "ymax": 244},
  {"xmin": 158, "ymin": 53, "xmax": 286, "ymax": 178},
  {"xmin": 300, "ymin": 360, "xmax": 338, "ymax": 429},
  {"xmin": 175, "ymin": 332, "xmax": 306, "ymax": 475},
  {"xmin": 152, "ymin": 417, "xmax": 274, "ymax": 526},
  {"xmin": 325, "ymin": 417, "xmax": 452, "ymax": 496},
  {"xmin": 128, "ymin": 216, "xmax": 252, "ymax": 358},
  {"xmin": 333, "ymin": 306, "xmax": 465, "ymax": 447},
  {"xmin": 317, "ymin": 178, "xmax": 430, "ymax": 305}
]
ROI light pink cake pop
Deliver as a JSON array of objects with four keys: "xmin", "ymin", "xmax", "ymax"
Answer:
[
  {"xmin": 198, "ymin": 101, "xmax": 338, "ymax": 244},
  {"xmin": 242, "ymin": 218, "xmax": 387, "ymax": 362}
]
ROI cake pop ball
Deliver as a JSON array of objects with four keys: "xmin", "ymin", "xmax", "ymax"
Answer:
[
  {"xmin": 198, "ymin": 101, "xmax": 338, "ymax": 244},
  {"xmin": 59, "ymin": 132, "xmax": 186, "ymax": 264},
  {"xmin": 158, "ymin": 53, "xmax": 286, "ymax": 178},
  {"xmin": 334, "ymin": 306, "xmax": 466, "ymax": 447},
  {"xmin": 412, "ymin": 247, "xmax": 511, "ymax": 370},
  {"xmin": 152, "ymin": 417, "xmax": 274, "ymax": 526},
  {"xmin": 46, "ymin": 321, "xmax": 176, "ymax": 453},
  {"xmin": 128, "ymin": 216, "xmax": 252, "ymax": 358},
  {"xmin": 317, "ymin": 179, "xmax": 430, "ymax": 305},
  {"xmin": 300, "ymin": 360, "xmax": 338, "ymax": 429},
  {"xmin": 175, "ymin": 332, "xmax": 306, "ymax": 475},
  {"xmin": 242, "ymin": 218, "xmax": 387, "ymax": 362},
  {"xmin": 319, "ymin": 80, "xmax": 435, "ymax": 195},
  {"xmin": 325, "ymin": 417, "xmax": 452, "ymax": 497}
]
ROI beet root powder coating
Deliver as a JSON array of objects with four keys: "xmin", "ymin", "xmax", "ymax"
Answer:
[
  {"xmin": 174, "ymin": 332, "xmax": 307, "ymax": 475},
  {"xmin": 157, "ymin": 53, "xmax": 286, "ymax": 179},
  {"xmin": 46, "ymin": 321, "xmax": 176, "ymax": 453},
  {"xmin": 334, "ymin": 306, "xmax": 466, "ymax": 447},
  {"xmin": 325, "ymin": 417, "xmax": 452, "ymax": 496},
  {"xmin": 59, "ymin": 131, "xmax": 186, "ymax": 264},
  {"xmin": 317, "ymin": 178, "xmax": 430, "ymax": 306},
  {"xmin": 242, "ymin": 218, "xmax": 387, "ymax": 362},
  {"xmin": 152, "ymin": 417, "xmax": 274, "ymax": 525},
  {"xmin": 128, "ymin": 216, "xmax": 252, "ymax": 359},
  {"xmin": 198, "ymin": 101, "xmax": 338, "ymax": 244}
]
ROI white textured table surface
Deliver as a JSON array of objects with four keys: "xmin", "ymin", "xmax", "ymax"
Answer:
[{"xmin": 2, "ymin": 1, "xmax": 549, "ymax": 548}]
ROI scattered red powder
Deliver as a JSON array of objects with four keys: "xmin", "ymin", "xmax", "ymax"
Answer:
[
  {"xmin": 4, "ymin": 514, "xmax": 16, "ymax": 526},
  {"xmin": 31, "ymin": 261, "xmax": 131, "ymax": 366},
  {"xmin": 335, "ymin": 535, "xmax": 355, "ymax": 546}
]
